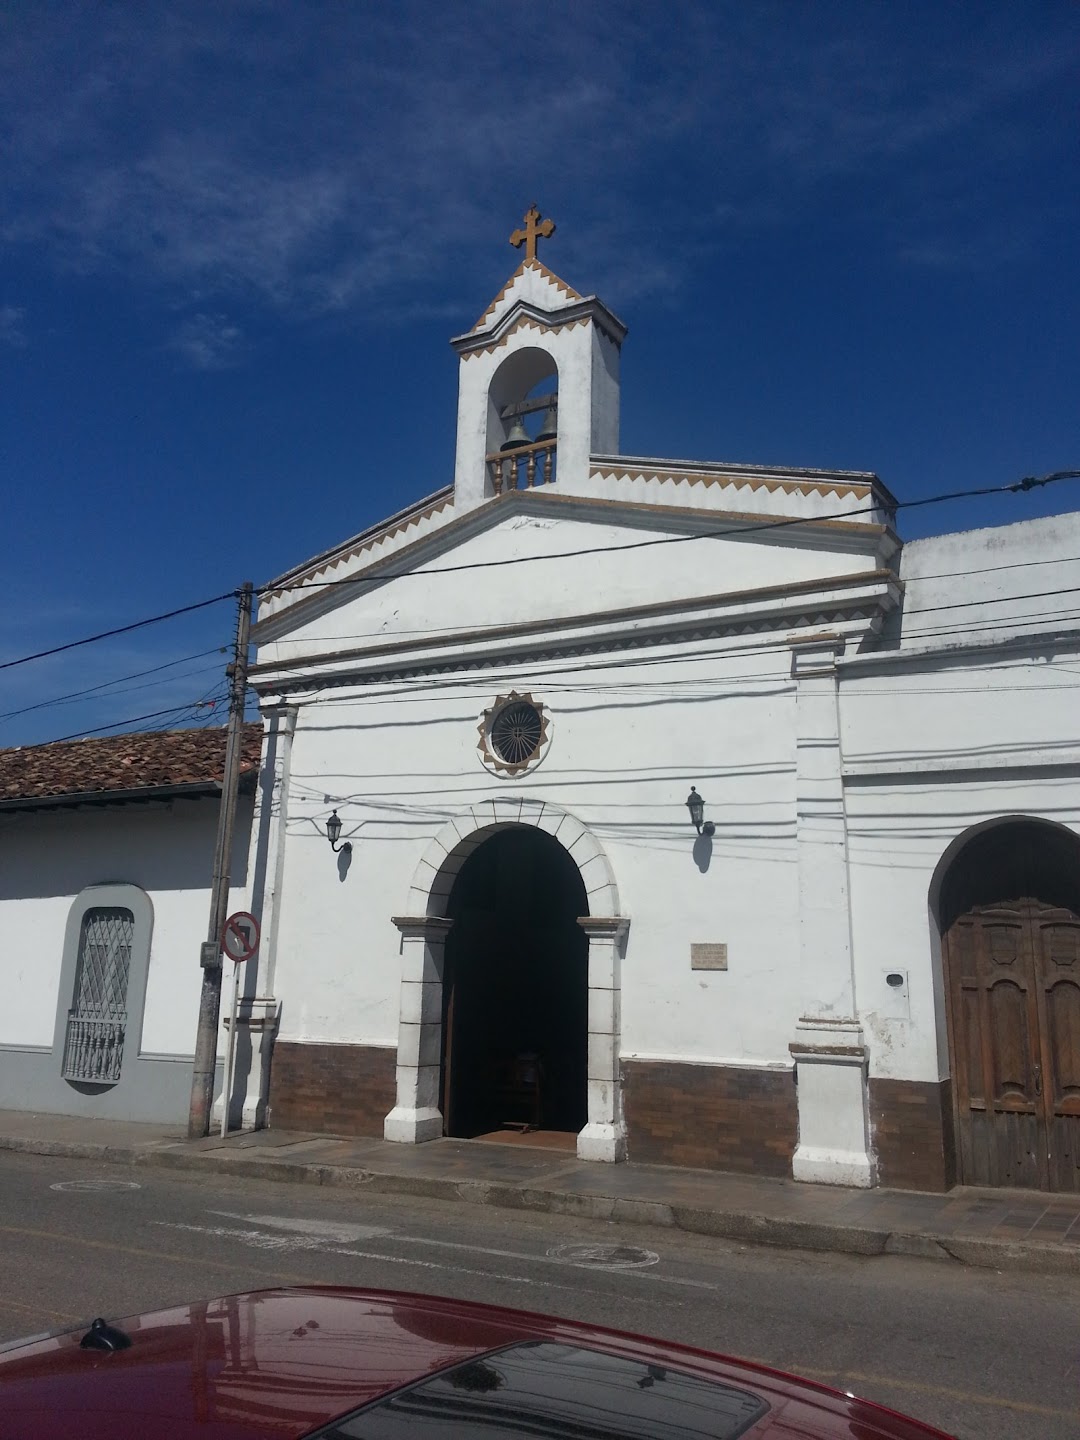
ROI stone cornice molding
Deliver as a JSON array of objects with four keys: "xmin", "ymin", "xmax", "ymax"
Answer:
[
  {"xmin": 453, "ymin": 294, "xmax": 627, "ymax": 357},
  {"xmin": 788, "ymin": 1041, "xmax": 868, "ymax": 1064},
  {"xmin": 843, "ymin": 750, "xmax": 1080, "ymax": 781},
  {"xmin": 577, "ymin": 916, "xmax": 630, "ymax": 940},
  {"xmin": 838, "ymin": 626, "xmax": 1080, "ymax": 672},
  {"xmin": 391, "ymin": 915, "xmax": 454, "ymax": 939},
  {"xmin": 790, "ymin": 1017, "xmax": 867, "ymax": 1065},
  {"xmin": 790, "ymin": 634, "xmax": 846, "ymax": 677},
  {"xmin": 250, "ymin": 571, "xmax": 900, "ymax": 694}
]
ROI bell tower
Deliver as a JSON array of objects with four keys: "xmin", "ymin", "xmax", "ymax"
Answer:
[{"xmin": 450, "ymin": 209, "xmax": 627, "ymax": 514}]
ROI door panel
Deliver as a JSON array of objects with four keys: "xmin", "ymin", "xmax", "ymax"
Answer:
[
  {"xmin": 1031, "ymin": 911, "xmax": 1080, "ymax": 1193},
  {"xmin": 946, "ymin": 900, "xmax": 1080, "ymax": 1191},
  {"xmin": 986, "ymin": 977, "xmax": 1036, "ymax": 1104},
  {"xmin": 945, "ymin": 908, "xmax": 1045, "ymax": 1189}
]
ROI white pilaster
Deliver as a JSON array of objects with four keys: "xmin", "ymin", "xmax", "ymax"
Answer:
[
  {"xmin": 576, "ymin": 915, "xmax": 630, "ymax": 1162},
  {"xmin": 214, "ymin": 703, "xmax": 294, "ymax": 1131},
  {"xmin": 384, "ymin": 915, "xmax": 453, "ymax": 1143},
  {"xmin": 789, "ymin": 638, "xmax": 874, "ymax": 1186},
  {"xmin": 250, "ymin": 703, "xmax": 296, "ymax": 1001}
]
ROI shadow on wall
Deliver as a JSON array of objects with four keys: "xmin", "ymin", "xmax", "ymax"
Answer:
[{"xmin": 0, "ymin": 795, "xmax": 254, "ymax": 902}]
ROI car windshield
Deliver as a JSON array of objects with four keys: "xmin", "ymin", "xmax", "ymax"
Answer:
[{"xmin": 313, "ymin": 1341, "xmax": 769, "ymax": 1440}]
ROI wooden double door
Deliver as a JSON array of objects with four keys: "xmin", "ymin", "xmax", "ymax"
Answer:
[{"xmin": 945, "ymin": 898, "xmax": 1080, "ymax": 1191}]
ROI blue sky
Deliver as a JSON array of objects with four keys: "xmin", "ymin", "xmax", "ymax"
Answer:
[{"xmin": 3, "ymin": 2, "xmax": 1078, "ymax": 746}]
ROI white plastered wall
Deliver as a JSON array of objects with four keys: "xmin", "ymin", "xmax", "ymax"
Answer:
[
  {"xmin": 0, "ymin": 798, "xmax": 252, "ymax": 1056},
  {"xmin": 840, "ymin": 511, "xmax": 1080, "ymax": 1084},
  {"xmin": 268, "ymin": 638, "xmax": 801, "ymax": 1070}
]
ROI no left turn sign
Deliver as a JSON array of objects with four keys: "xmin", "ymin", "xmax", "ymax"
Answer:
[{"xmin": 221, "ymin": 911, "xmax": 259, "ymax": 963}]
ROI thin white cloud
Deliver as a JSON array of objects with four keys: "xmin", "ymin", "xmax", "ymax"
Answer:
[
  {"xmin": 1, "ymin": 2, "xmax": 1076, "ymax": 317},
  {"xmin": 168, "ymin": 312, "xmax": 246, "ymax": 370},
  {"xmin": 0, "ymin": 304, "xmax": 26, "ymax": 347}
]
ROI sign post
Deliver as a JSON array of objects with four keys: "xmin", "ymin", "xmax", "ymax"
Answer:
[{"xmin": 220, "ymin": 911, "xmax": 259, "ymax": 1138}]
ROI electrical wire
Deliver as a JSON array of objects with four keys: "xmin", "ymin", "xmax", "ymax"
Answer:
[
  {"xmin": 0, "ymin": 651, "xmax": 227, "ymax": 724},
  {"xmin": 39, "ymin": 701, "xmax": 230, "ymax": 746},
  {"xmin": 255, "ymin": 582, "xmax": 1080, "ymax": 670},
  {"xmin": 259, "ymin": 621, "xmax": 1080, "ymax": 713},
  {"xmin": 0, "ymin": 593, "xmax": 237, "ymax": 674},
  {"xmin": 260, "ymin": 470, "xmax": 1079, "ymax": 596},
  {"xmin": 2, "ymin": 470, "xmax": 1076, "ymax": 678}
]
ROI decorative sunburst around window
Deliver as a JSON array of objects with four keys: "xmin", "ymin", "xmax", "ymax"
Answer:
[{"xmin": 477, "ymin": 692, "xmax": 552, "ymax": 776}]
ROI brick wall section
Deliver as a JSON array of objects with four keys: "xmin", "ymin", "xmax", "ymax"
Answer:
[
  {"xmin": 622, "ymin": 1060, "xmax": 797, "ymax": 1176},
  {"xmin": 269, "ymin": 1042, "xmax": 397, "ymax": 1137},
  {"xmin": 870, "ymin": 1078, "xmax": 956, "ymax": 1192}
]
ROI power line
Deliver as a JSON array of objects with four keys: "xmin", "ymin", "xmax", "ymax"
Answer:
[
  {"xmin": 260, "ymin": 555, "xmax": 1080, "ymax": 648},
  {"xmin": 2, "ymin": 470, "xmax": 1076, "ymax": 677},
  {"xmin": 0, "ymin": 593, "xmax": 236, "ymax": 674},
  {"xmin": 261, "ymin": 470, "xmax": 1080, "ymax": 596},
  {"xmin": 0, "ymin": 649, "xmax": 226, "ymax": 724},
  {"xmin": 258, "ymin": 583, "xmax": 1080, "ymax": 669},
  {"xmin": 901, "ymin": 585, "xmax": 1080, "ymax": 617},
  {"xmin": 262, "ymin": 611, "xmax": 1080, "ymax": 711},
  {"xmin": 40, "ymin": 701, "xmax": 230, "ymax": 746}
]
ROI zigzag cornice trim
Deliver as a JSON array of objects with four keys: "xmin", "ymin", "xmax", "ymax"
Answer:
[
  {"xmin": 260, "ymin": 496, "xmax": 454, "ymax": 605},
  {"xmin": 470, "ymin": 259, "xmax": 583, "ymax": 334},
  {"xmin": 461, "ymin": 311, "xmax": 593, "ymax": 360},
  {"xmin": 591, "ymin": 463, "xmax": 872, "ymax": 502}
]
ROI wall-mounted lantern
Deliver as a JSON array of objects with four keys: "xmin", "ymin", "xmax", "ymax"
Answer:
[
  {"xmin": 686, "ymin": 786, "xmax": 715, "ymax": 837},
  {"xmin": 326, "ymin": 810, "xmax": 352, "ymax": 853}
]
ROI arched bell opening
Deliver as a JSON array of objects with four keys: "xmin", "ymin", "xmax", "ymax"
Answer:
[
  {"xmin": 932, "ymin": 818, "xmax": 1080, "ymax": 1192},
  {"xmin": 440, "ymin": 825, "xmax": 588, "ymax": 1143},
  {"xmin": 485, "ymin": 348, "xmax": 559, "ymax": 495}
]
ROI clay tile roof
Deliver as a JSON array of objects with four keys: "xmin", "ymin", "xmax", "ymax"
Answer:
[{"xmin": 0, "ymin": 723, "xmax": 263, "ymax": 808}]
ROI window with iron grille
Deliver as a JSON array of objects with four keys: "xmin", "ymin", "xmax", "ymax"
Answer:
[{"xmin": 62, "ymin": 907, "xmax": 133, "ymax": 1083}]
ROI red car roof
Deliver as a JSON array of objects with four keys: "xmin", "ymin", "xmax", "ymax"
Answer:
[{"xmin": 0, "ymin": 1287, "xmax": 952, "ymax": 1439}]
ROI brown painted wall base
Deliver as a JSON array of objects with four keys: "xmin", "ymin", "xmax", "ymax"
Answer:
[
  {"xmin": 869, "ymin": 1077, "xmax": 956, "ymax": 1192},
  {"xmin": 622, "ymin": 1060, "xmax": 797, "ymax": 1176},
  {"xmin": 269, "ymin": 1041, "xmax": 397, "ymax": 1138}
]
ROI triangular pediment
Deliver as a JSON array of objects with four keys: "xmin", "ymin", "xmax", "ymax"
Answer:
[
  {"xmin": 466, "ymin": 259, "xmax": 583, "ymax": 336},
  {"xmin": 253, "ymin": 488, "xmax": 895, "ymax": 684}
]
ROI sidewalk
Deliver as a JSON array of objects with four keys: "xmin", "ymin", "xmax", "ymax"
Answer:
[{"xmin": 3, "ymin": 1109, "xmax": 1079, "ymax": 1276}]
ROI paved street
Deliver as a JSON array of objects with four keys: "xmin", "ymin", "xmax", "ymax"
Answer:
[{"xmin": 0, "ymin": 1152, "xmax": 1076, "ymax": 1438}]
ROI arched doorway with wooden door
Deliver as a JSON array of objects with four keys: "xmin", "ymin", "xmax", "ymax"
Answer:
[
  {"xmin": 938, "ymin": 819, "xmax": 1080, "ymax": 1192},
  {"xmin": 440, "ymin": 825, "xmax": 589, "ymax": 1146}
]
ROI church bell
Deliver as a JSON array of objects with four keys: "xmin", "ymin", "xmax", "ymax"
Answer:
[
  {"xmin": 501, "ymin": 416, "xmax": 530, "ymax": 451},
  {"xmin": 535, "ymin": 401, "xmax": 558, "ymax": 443}
]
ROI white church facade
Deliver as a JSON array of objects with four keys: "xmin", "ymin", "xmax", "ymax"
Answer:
[{"xmin": 238, "ymin": 215, "xmax": 1080, "ymax": 1192}]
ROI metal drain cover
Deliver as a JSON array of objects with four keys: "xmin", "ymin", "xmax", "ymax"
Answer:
[
  {"xmin": 50, "ymin": 1179, "xmax": 142, "ymax": 1193},
  {"xmin": 547, "ymin": 1242, "xmax": 658, "ymax": 1268}
]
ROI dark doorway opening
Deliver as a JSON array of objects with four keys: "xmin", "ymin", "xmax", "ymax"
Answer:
[
  {"xmin": 941, "ymin": 821, "xmax": 1080, "ymax": 1192},
  {"xmin": 441, "ymin": 827, "xmax": 588, "ymax": 1139}
]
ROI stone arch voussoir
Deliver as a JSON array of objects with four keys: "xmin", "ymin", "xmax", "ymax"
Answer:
[{"xmin": 406, "ymin": 797, "xmax": 620, "ymax": 918}]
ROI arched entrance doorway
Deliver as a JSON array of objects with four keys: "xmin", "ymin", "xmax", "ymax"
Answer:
[
  {"xmin": 385, "ymin": 798, "xmax": 627, "ymax": 1161},
  {"xmin": 440, "ymin": 826, "xmax": 588, "ymax": 1140},
  {"xmin": 939, "ymin": 820, "xmax": 1080, "ymax": 1191}
]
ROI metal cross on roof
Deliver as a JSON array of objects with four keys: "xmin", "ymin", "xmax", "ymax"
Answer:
[{"xmin": 510, "ymin": 205, "xmax": 556, "ymax": 262}]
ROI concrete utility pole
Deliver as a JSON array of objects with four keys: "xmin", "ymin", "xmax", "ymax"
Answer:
[{"xmin": 188, "ymin": 581, "xmax": 255, "ymax": 1139}]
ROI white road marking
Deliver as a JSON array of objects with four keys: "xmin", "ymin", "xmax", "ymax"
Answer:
[
  {"xmin": 209, "ymin": 1210, "xmax": 389, "ymax": 1244},
  {"xmin": 149, "ymin": 1220, "xmax": 583, "ymax": 1295},
  {"xmin": 158, "ymin": 1210, "xmax": 721, "ymax": 1295},
  {"xmin": 153, "ymin": 1221, "xmax": 318, "ymax": 1252}
]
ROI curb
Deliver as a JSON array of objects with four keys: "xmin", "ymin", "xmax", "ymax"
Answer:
[{"xmin": 4, "ymin": 1135, "xmax": 1076, "ymax": 1277}]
